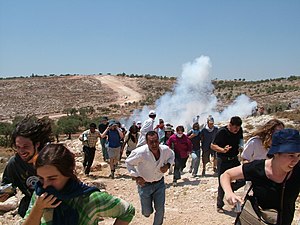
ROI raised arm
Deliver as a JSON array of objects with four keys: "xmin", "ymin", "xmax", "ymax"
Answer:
[
  {"xmin": 210, "ymin": 143, "xmax": 231, "ymax": 153},
  {"xmin": 101, "ymin": 126, "xmax": 110, "ymax": 139},
  {"xmin": 23, "ymin": 193, "xmax": 61, "ymax": 225}
]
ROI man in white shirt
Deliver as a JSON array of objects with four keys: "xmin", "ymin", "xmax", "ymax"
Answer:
[
  {"xmin": 125, "ymin": 131, "xmax": 174, "ymax": 225},
  {"xmin": 136, "ymin": 110, "xmax": 156, "ymax": 147}
]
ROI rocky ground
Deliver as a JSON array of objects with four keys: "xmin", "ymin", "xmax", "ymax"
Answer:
[{"xmin": 0, "ymin": 114, "xmax": 300, "ymax": 224}]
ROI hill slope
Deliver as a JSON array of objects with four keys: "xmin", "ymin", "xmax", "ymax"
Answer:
[{"xmin": 0, "ymin": 75, "xmax": 299, "ymax": 121}]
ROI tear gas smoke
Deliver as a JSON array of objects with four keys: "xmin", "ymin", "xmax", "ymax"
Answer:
[{"xmin": 124, "ymin": 56, "xmax": 257, "ymax": 129}]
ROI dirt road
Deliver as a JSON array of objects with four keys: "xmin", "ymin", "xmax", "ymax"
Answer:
[{"xmin": 94, "ymin": 75, "xmax": 142, "ymax": 105}]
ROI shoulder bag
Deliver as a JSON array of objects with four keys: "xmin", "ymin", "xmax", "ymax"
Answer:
[{"xmin": 235, "ymin": 172, "xmax": 289, "ymax": 225}]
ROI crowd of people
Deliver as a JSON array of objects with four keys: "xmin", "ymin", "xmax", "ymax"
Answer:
[{"xmin": 0, "ymin": 112, "xmax": 299, "ymax": 225}]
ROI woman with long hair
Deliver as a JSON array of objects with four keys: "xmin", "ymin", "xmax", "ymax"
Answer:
[
  {"xmin": 241, "ymin": 118, "xmax": 284, "ymax": 162},
  {"xmin": 23, "ymin": 144, "xmax": 135, "ymax": 225}
]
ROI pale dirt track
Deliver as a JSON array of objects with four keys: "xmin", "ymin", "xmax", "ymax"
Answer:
[
  {"xmin": 35, "ymin": 75, "xmax": 142, "ymax": 121},
  {"xmin": 94, "ymin": 75, "xmax": 142, "ymax": 105}
]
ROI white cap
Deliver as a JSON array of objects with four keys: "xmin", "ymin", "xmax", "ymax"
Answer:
[{"xmin": 149, "ymin": 110, "xmax": 156, "ymax": 116}]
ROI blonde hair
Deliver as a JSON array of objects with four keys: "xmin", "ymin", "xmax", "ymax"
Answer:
[{"xmin": 252, "ymin": 119, "xmax": 284, "ymax": 149}]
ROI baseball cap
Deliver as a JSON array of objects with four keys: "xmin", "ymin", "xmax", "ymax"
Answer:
[
  {"xmin": 149, "ymin": 110, "xmax": 156, "ymax": 116},
  {"xmin": 108, "ymin": 119, "xmax": 117, "ymax": 127}
]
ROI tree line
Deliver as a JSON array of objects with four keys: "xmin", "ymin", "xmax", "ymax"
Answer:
[{"xmin": 0, "ymin": 112, "xmax": 103, "ymax": 148}]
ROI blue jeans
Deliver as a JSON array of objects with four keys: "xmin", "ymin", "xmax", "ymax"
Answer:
[
  {"xmin": 137, "ymin": 178, "xmax": 166, "ymax": 225},
  {"xmin": 191, "ymin": 150, "xmax": 200, "ymax": 175},
  {"xmin": 100, "ymin": 138, "xmax": 109, "ymax": 160}
]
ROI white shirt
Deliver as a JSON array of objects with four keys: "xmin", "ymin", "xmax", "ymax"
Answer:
[
  {"xmin": 125, "ymin": 144, "xmax": 174, "ymax": 182},
  {"xmin": 136, "ymin": 118, "xmax": 155, "ymax": 147},
  {"xmin": 241, "ymin": 136, "xmax": 268, "ymax": 161}
]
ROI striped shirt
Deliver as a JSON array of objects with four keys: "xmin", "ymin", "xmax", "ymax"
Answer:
[
  {"xmin": 81, "ymin": 129, "xmax": 101, "ymax": 148},
  {"xmin": 24, "ymin": 191, "xmax": 135, "ymax": 225}
]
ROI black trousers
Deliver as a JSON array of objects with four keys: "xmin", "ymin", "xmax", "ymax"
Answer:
[
  {"xmin": 83, "ymin": 146, "xmax": 96, "ymax": 175},
  {"xmin": 173, "ymin": 153, "xmax": 188, "ymax": 181},
  {"xmin": 217, "ymin": 156, "xmax": 245, "ymax": 208}
]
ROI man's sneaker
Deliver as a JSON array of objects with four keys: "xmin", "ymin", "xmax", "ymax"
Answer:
[
  {"xmin": 173, "ymin": 180, "xmax": 177, "ymax": 186},
  {"xmin": 192, "ymin": 173, "xmax": 197, "ymax": 178}
]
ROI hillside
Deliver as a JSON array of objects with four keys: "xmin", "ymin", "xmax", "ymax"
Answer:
[
  {"xmin": 0, "ymin": 75, "xmax": 300, "ymax": 224},
  {"xmin": 0, "ymin": 75, "xmax": 299, "ymax": 122},
  {"xmin": 0, "ymin": 75, "xmax": 175, "ymax": 121}
]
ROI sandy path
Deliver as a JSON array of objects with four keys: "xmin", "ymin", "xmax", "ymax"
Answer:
[{"xmin": 94, "ymin": 75, "xmax": 142, "ymax": 105}]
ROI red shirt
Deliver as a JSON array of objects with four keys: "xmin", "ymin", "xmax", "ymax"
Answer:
[{"xmin": 167, "ymin": 134, "xmax": 192, "ymax": 158}]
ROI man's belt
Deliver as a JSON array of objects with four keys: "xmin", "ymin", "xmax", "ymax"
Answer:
[{"xmin": 145, "ymin": 177, "xmax": 164, "ymax": 185}]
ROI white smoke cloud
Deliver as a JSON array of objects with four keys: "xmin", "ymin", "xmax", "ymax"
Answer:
[
  {"xmin": 219, "ymin": 94, "xmax": 257, "ymax": 122},
  {"xmin": 124, "ymin": 56, "xmax": 257, "ymax": 129}
]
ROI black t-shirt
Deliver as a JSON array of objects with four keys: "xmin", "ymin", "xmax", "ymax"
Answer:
[
  {"xmin": 1, "ymin": 154, "xmax": 39, "ymax": 216},
  {"xmin": 187, "ymin": 130, "xmax": 201, "ymax": 151},
  {"xmin": 98, "ymin": 123, "xmax": 108, "ymax": 134},
  {"xmin": 212, "ymin": 126, "xmax": 243, "ymax": 157},
  {"xmin": 243, "ymin": 160, "xmax": 300, "ymax": 225}
]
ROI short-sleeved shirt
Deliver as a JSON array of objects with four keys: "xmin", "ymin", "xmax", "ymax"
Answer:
[
  {"xmin": 81, "ymin": 129, "xmax": 101, "ymax": 148},
  {"xmin": 1, "ymin": 154, "xmax": 39, "ymax": 216},
  {"xmin": 212, "ymin": 126, "xmax": 243, "ymax": 157},
  {"xmin": 241, "ymin": 136, "xmax": 267, "ymax": 161},
  {"xmin": 187, "ymin": 130, "xmax": 201, "ymax": 151},
  {"xmin": 243, "ymin": 160, "xmax": 300, "ymax": 225},
  {"xmin": 124, "ymin": 132, "xmax": 140, "ymax": 152},
  {"xmin": 98, "ymin": 123, "xmax": 108, "ymax": 134},
  {"xmin": 107, "ymin": 129, "xmax": 121, "ymax": 148}
]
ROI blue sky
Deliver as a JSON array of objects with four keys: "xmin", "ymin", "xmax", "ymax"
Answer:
[{"xmin": 0, "ymin": 0, "xmax": 299, "ymax": 80}]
